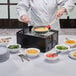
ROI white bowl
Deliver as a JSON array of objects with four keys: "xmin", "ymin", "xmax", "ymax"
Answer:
[
  {"xmin": 7, "ymin": 44, "xmax": 21, "ymax": 53},
  {"xmin": 25, "ymin": 48, "xmax": 40, "ymax": 57},
  {"xmin": 55, "ymin": 44, "xmax": 70, "ymax": 53},
  {"xmin": 64, "ymin": 39, "xmax": 76, "ymax": 47},
  {"xmin": 44, "ymin": 52, "xmax": 59, "ymax": 60}
]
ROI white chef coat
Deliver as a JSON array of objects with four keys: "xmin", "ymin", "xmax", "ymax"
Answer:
[{"xmin": 16, "ymin": 0, "xmax": 75, "ymax": 30}]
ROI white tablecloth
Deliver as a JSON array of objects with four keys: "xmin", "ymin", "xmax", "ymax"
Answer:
[{"xmin": 0, "ymin": 35, "xmax": 76, "ymax": 76}]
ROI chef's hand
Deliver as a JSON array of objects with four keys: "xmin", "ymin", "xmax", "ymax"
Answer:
[
  {"xmin": 56, "ymin": 8, "xmax": 67, "ymax": 19},
  {"xmin": 21, "ymin": 15, "xmax": 31, "ymax": 23}
]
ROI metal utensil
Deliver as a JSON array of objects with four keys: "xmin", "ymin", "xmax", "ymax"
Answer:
[
  {"xmin": 18, "ymin": 54, "xmax": 30, "ymax": 62},
  {"xmin": 55, "ymin": 51, "xmax": 61, "ymax": 54},
  {"xmin": 22, "ymin": 55, "xmax": 30, "ymax": 61},
  {"xmin": 18, "ymin": 54, "xmax": 24, "ymax": 62},
  {"xmin": 52, "ymin": 51, "xmax": 61, "ymax": 56}
]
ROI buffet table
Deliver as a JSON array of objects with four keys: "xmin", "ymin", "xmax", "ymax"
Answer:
[{"xmin": 0, "ymin": 35, "xmax": 76, "ymax": 76}]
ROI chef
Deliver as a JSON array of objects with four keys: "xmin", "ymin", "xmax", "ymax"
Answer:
[{"xmin": 16, "ymin": 0, "xmax": 75, "ymax": 30}]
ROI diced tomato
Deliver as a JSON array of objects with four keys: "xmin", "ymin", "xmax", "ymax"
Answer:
[
  {"xmin": 46, "ymin": 25, "xmax": 51, "ymax": 29},
  {"xmin": 46, "ymin": 53, "xmax": 58, "ymax": 58}
]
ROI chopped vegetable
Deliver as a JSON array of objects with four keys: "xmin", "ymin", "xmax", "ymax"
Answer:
[
  {"xmin": 46, "ymin": 53, "xmax": 58, "ymax": 58},
  {"xmin": 56, "ymin": 46, "xmax": 68, "ymax": 50},
  {"xmin": 8, "ymin": 45, "xmax": 19, "ymax": 49}
]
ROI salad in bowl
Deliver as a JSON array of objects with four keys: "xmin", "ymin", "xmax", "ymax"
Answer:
[
  {"xmin": 7, "ymin": 44, "xmax": 21, "ymax": 53},
  {"xmin": 55, "ymin": 44, "xmax": 70, "ymax": 53}
]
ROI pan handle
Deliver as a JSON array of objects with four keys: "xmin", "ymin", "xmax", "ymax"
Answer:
[{"xmin": 28, "ymin": 26, "xmax": 33, "ymax": 32}]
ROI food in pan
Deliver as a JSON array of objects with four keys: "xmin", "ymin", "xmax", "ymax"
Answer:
[
  {"xmin": 34, "ymin": 27, "xmax": 49, "ymax": 32},
  {"xmin": 25, "ymin": 48, "xmax": 40, "ymax": 57}
]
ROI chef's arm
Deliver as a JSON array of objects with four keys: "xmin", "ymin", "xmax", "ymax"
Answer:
[
  {"xmin": 57, "ymin": 0, "xmax": 75, "ymax": 15},
  {"xmin": 62, "ymin": 0, "xmax": 75, "ymax": 14},
  {"xmin": 16, "ymin": 0, "xmax": 30, "ymax": 22}
]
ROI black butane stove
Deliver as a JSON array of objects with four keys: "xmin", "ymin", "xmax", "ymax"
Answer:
[{"xmin": 17, "ymin": 27, "xmax": 58, "ymax": 52}]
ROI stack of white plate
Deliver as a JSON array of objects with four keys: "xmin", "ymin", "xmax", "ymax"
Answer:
[{"xmin": 0, "ymin": 47, "xmax": 10, "ymax": 62}]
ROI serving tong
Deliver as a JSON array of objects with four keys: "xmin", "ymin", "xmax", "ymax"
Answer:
[
  {"xmin": 52, "ymin": 51, "xmax": 61, "ymax": 56},
  {"xmin": 18, "ymin": 54, "xmax": 30, "ymax": 62}
]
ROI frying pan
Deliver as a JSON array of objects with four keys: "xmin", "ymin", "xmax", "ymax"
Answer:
[
  {"xmin": 32, "ymin": 18, "xmax": 57, "ymax": 33},
  {"xmin": 33, "ymin": 26, "xmax": 49, "ymax": 33}
]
